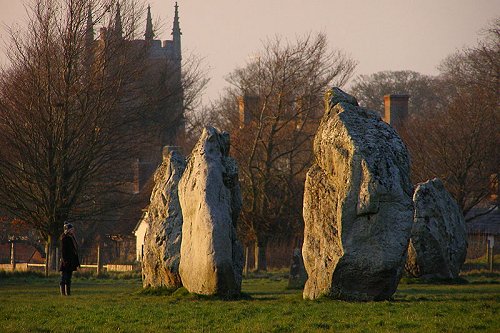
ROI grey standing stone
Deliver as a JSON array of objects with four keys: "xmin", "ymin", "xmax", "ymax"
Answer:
[
  {"xmin": 142, "ymin": 147, "xmax": 186, "ymax": 288},
  {"xmin": 406, "ymin": 178, "xmax": 467, "ymax": 279},
  {"xmin": 178, "ymin": 127, "xmax": 244, "ymax": 297},
  {"xmin": 302, "ymin": 87, "xmax": 413, "ymax": 301}
]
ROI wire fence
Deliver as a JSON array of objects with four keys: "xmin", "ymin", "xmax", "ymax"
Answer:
[
  {"xmin": 1, "ymin": 233, "xmax": 498, "ymax": 273},
  {"xmin": 0, "ymin": 242, "xmax": 138, "ymax": 273}
]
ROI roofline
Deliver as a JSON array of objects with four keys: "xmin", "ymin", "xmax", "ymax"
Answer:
[{"xmin": 133, "ymin": 210, "xmax": 149, "ymax": 233}]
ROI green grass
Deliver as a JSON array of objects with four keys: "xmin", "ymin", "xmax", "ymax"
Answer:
[{"xmin": 0, "ymin": 272, "xmax": 499, "ymax": 332}]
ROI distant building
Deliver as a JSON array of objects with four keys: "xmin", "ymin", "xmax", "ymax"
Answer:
[
  {"xmin": 88, "ymin": 1, "xmax": 183, "ymax": 163},
  {"xmin": 133, "ymin": 211, "xmax": 149, "ymax": 262},
  {"xmin": 466, "ymin": 207, "xmax": 500, "ymax": 260},
  {"xmin": 0, "ymin": 3, "xmax": 185, "ymax": 268},
  {"xmin": 466, "ymin": 173, "xmax": 500, "ymax": 260},
  {"xmin": 78, "ymin": 2, "xmax": 184, "ymax": 264}
]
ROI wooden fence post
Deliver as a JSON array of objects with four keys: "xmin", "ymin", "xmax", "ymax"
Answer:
[
  {"xmin": 44, "ymin": 242, "xmax": 49, "ymax": 277},
  {"xmin": 244, "ymin": 246, "xmax": 249, "ymax": 277},
  {"xmin": 55, "ymin": 247, "xmax": 59, "ymax": 272},
  {"xmin": 97, "ymin": 243, "xmax": 102, "ymax": 276},
  {"xmin": 487, "ymin": 235, "xmax": 494, "ymax": 272},
  {"xmin": 10, "ymin": 241, "xmax": 16, "ymax": 271}
]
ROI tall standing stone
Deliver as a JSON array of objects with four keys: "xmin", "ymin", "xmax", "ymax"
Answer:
[
  {"xmin": 302, "ymin": 87, "xmax": 413, "ymax": 301},
  {"xmin": 406, "ymin": 178, "xmax": 467, "ymax": 279},
  {"xmin": 178, "ymin": 127, "xmax": 243, "ymax": 297},
  {"xmin": 142, "ymin": 147, "xmax": 186, "ymax": 288}
]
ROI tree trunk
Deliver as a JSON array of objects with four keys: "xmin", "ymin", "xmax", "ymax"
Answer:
[
  {"xmin": 44, "ymin": 235, "xmax": 59, "ymax": 276},
  {"xmin": 10, "ymin": 241, "xmax": 16, "ymax": 270},
  {"xmin": 49, "ymin": 237, "xmax": 58, "ymax": 272},
  {"xmin": 55, "ymin": 247, "xmax": 59, "ymax": 271},
  {"xmin": 44, "ymin": 239, "xmax": 50, "ymax": 277},
  {"xmin": 97, "ymin": 242, "xmax": 102, "ymax": 276},
  {"xmin": 254, "ymin": 237, "xmax": 268, "ymax": 272},
  {"xmin": 244, "ymin": 246, "xmax": 249, "ymax": 277}
]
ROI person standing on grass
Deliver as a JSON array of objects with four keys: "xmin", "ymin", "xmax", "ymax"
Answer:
[{"xmin": 59, "ymin": 222, "xmax": 80, "ymax": 296}]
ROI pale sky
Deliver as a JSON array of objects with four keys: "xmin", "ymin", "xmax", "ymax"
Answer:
[{"xmin": 1, "ymin": 0, "xmax": 499, "ymax": 103}]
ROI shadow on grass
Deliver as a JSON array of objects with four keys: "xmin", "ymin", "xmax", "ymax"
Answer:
[
  {"xmin": 400, "ymin": 276, "xmax": 469, "ymax": 285},
  {"xmin": 135, "ymin": 285, "xmax": 302, "ymax": 302},
  {"xmin": 394, "ymin": 286, "xmax": 500, "ymax": 303},
  {"xmin": 3, "ymin": 270, "xmax": 499, "ymax": 305},
  {"xmin": 394, "ymin": 294, "xmax": 499, "ymax": 303},
  {"xmin": 0, "ymin": 270, "xmax": 49, "ymax": 280},
  {"xmin": 136, "ymin": 286, "xmax": 254, "ymax": 301}
]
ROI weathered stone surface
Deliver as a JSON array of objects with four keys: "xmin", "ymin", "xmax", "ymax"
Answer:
[
  {"xmin": 406, "ymin": 178, "xmax": 467, "ymax": 279},
  {"xmin": 178, "ymin": 126, "xmax": 243, "ymax": 297},
  {"xmin": 325, "ymin": 87, "xmax": 359, "ymax": 108},
  {"xmin": 288, "ymin": 248, "xmax": 308, "ymax": 289},
  {"xmin": 302, "ymin": 87, "xmax": 413, "ymax": 301},
  {"xmin": 142, "ymin": 147, "xmax": 186, "ymax": 288}
]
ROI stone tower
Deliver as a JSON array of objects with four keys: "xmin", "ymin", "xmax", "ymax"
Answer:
[
  {"xmin": 172, "ymin": 2, "xmax": 182, "ymax": 63},
  {"xmin": 113, "ymin": 2, "xmax": 123, "ymax": 40},
  {"xmin": 144, "ymin": 5, "xmax": 154, "ymax": 42}
]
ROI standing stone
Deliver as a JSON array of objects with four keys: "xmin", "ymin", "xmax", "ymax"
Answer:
[
  {"xmin": 142, "ymin": 147, "xmax": 186, "ymax": 288},
  {"xmin": 178, "ymin": 127, "xmax": 243, "ymax": 297},
  {"xmin": 302, "ymin": 87, "xmax": 413, "ymax": 301},
  {"xmin": 406, "ymin": 178, "xmax": 467, "ymax": 279},
  {"xmin": 288, "ymin": 248, "xmax": 308, "ymax": 289}
]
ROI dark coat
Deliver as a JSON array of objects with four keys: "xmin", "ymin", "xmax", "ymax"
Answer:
[{"xmin": 59, "ymin": 233, "xmax": 80, "ymax": 272}]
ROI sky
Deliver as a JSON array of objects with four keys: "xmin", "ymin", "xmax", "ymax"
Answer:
[{"xmin": 0, "ymin": 0, "xmax": 498, "ymax": 103}]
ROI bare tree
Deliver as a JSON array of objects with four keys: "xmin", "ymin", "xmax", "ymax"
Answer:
[
  {"xmin": 350, "ymin": 70, "xmax": 441, "ymax": 115},
  {"xmin": 212, "ymin": 33, "xmax": 356, "ymax": 271},
  {"xmin": 402, "ymin": 90, "xmax": 498, "ymax": 217},
  {"xmin": 401, "ymin": 19, "xmax": 500, "ymax": 218},
  {"xmin": 0, "ymin": 0, "xmax": 205, "ymax": 272}
]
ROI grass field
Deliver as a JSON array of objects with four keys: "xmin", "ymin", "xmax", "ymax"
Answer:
[{"xmin": 0, "ymin": 272, "xmax": 499, "ymax": 332}]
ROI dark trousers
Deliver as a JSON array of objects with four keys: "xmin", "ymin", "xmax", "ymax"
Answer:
[{"xmin": 60, "ymin": 270, "xmax": 73, "ymax": 286}]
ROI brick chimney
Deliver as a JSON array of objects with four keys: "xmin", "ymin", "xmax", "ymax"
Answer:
[
  {"xmin": 238, "ymin": 95, "xmax": 259, "ymax": 128},
  {"xmin": 383, "ymin": 94, "xmax": 409, "ymax": 129}
]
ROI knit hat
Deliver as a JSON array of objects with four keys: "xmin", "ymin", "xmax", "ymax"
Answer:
[{"xmin": 63, "ymin": 222, "xmax": 74, "ymax": 232}]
